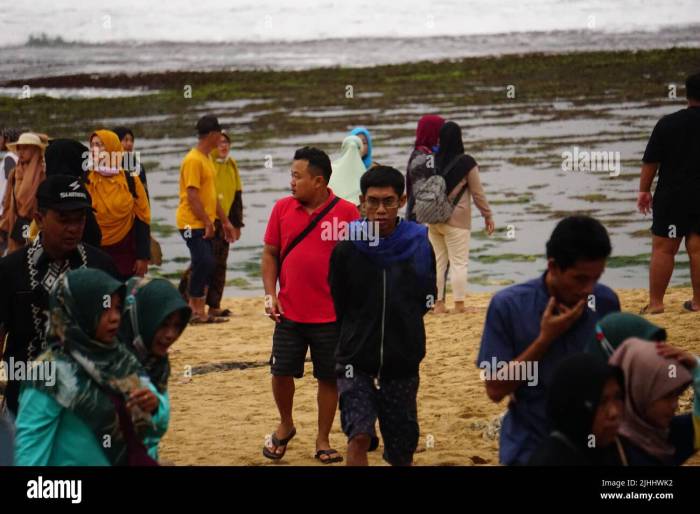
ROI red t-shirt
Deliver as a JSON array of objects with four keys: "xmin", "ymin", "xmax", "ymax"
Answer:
[{"xmin": 264, "ymin": 190, "xmax": 360, "ymax": 323}]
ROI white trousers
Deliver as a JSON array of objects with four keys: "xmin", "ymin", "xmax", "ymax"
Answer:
[{"xmin": 428, "ymin": 223, "xmax": 471, "ymax": 302}]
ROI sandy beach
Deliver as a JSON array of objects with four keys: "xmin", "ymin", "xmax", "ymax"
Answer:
[{"xmin": 158, "ymin": 286, "xmax": 700, "ymax": 466}]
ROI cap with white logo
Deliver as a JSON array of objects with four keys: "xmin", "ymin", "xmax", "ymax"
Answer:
[{"xmin": 37, "ymin": 175, "xmax": 92, "ymax": 211}]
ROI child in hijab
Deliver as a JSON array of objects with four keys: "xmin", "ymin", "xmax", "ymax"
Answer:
[
  {"xmin": 330, "ymin": 135, "xmax": 366, "ymax": 206},
  {"xmin": 120, "ymin": 276, "xmax": 192, "ymax": 460},
  {"xmin": 349, "ymin": 127, "xmax": 377, "ymax": 171},
  {"xmin": 14, "ymin": 268, "xmax": 159, "ymax": 466},
  {"xmin": 585, "ymin": 311, "xmax": 666, "ymax": 361},
  {"xmin": 529, "ymin": 353, "xmax": 624, "ymax": 466},
  {"xmin": 610, "ymin": 338, "xmax": 700, "ymax": 465}
]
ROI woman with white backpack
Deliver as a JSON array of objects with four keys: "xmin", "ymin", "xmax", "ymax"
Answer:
[{"xmin": 415, "ymin": 121, "xmax": 494, "ymax": 314}]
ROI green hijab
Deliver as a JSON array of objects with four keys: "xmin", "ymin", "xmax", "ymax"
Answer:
[
  {"xmin": 120, "ymin": 277, "xmax": 191, "ymax": 393},
  {"xmin": 25, "ymin": 268, "xmax": 152, "ymax": 466},
  {"xmin": 585, "ymin": 312, "xmax": 667, "ymax": 361}
]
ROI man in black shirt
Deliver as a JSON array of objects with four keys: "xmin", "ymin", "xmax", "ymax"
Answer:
[
  {"xmin": 329, "ymin": 166, "xmax": 436, "ymax": 466},
  {"xmin": 639, "ymin": 72, "xmax": 700, "ymax": 314},
  {"xmin": 0, "ymin": 175, "xmax": 117, "ymax": 415}
]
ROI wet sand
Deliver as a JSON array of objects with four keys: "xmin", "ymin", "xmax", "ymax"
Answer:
[{"xmin": 159, "ymin": 286, "xmax": 700, "ymax": 466}]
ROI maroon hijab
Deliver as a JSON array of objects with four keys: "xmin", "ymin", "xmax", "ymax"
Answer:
[{"xmin": 414, "ymin": 115, "xmax": 445, "ymax": 150}]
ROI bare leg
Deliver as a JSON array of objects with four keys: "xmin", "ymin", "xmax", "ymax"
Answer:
[
  {"xmin": 316, "ymin": 379, "xmax": 341, "ymax": 460},
  {"xmin": 270, "ymin": 375, "xmax": 295, "ymax": 455},
  {"xmin": 347, "ymin": 434, "xmax": 371, "ymax": 466},
  {"xmin": 685, "ymin": 233, "xmax": 700, "ymax": 310},
  {"xmin": 433, "ymin": 300, "xmax": 447, "ymax": 314},
  {"xmin": 648, "ymin": 235, "xmax": 682, "ymax": 312},
  {"xmin": 189, "ymin": 296, "xmax": 207, "ymax": 320}
]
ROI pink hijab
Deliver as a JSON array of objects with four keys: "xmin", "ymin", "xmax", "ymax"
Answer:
[{"xmin": 609, "ymin": 338, "xmax": 692, "ymax": 462}]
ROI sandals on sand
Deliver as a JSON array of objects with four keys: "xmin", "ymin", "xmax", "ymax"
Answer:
[
  {"xmin": 314, "ymin": 449, "xmax": 343, "ymax": 464},
  {"xmin": 262, "ymin": 427, "xmax": 297, "ymax": 460},
  {"xmin": 189, "ymin": 315, "xmax": 229, "ymax": 325},
  {"xmin": 209, "ymin": 308, "xmax": 232, "ymax": 317},
  {"xmin": 640, "ymin": 302, "xmax": 700, "ymax": 314},
  {"xmin": 639, "ymin": 305, "xmax": 664, "ymax": 315},
  {"xmin": 683, "ymin": 300, "xmax": 699, "ymax": 312}
]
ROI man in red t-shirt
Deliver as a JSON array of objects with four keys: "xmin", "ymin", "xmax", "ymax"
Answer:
[{"xmin": 261, "ymin": 146, "xmax": 360, "ymax": 464}]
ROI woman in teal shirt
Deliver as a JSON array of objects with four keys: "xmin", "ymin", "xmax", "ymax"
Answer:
[
  {"xmin": 14, "ymin": 268, "xmax": 160, "ymax": 466},
  {"xmin": 120, "ymin": 276, "xmax": 191, "ymax": 460}
]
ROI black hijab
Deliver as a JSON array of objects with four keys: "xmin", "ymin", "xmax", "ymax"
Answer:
[
  {"xmin": 44, "ymin": 139, "xmax": 102, "ymax": 247},
  {"xmin": 549, "ymin": 354, "xmax": 624, "ymax": 449},
  {"xmin": 435, "ymin": 121, "xmax": 476, "ymax": 195},
  {"xmin": 530, "ymin": 354, "xmax": 624, "ymax": 466},
  {"xmin": 45, "ymin": 139, "xmax": 89, "ymax": 179},
  {"xmin": 112, "ymin": 127, "xmax": 134, "ymax": 142}
]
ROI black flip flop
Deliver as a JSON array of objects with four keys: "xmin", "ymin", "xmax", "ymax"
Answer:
[
  {"xmin": 683, "ymin": 300, "xmax": 699, "ymax": 312},
  {"xmin": 262, "ymin": 427, "xmax": 297, "ymax": 460},
  {"xmin": 206, "ymin": 316, "xmax": 229, "ymax": 324},
  {"xmin": 314, "ymin": 448, "xmax": 343, "ymax": 464}
]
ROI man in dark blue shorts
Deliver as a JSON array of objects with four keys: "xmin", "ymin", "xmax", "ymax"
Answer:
[
  {"xmin": 638, "ymin": 71, "xmax": 700, "ymax": 314},
  {"xmin": 330, "ymin": 166, "xmax": 436, "ymax": 466}
]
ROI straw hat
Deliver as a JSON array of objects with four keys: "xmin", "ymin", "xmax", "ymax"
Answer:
[{"xmin": 6, "ymin": 132, "xmax": 48, "ymax": 153}]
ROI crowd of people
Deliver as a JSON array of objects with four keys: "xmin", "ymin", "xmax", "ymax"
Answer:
[{"xmin": 0, "ymin": 71, "xmax": 699, "ymax": 466}]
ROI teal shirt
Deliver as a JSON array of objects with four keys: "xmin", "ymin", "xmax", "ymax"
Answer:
[
  {"xmin": 14, "ymin": 387, "xmax": 110, "ymax": 466},
  {"xmin": 14, "ymin": 378, "xmax": 169, "ymax": 466},
  {"xmin": 144, "ymin": 384, "xmax": 170, "ymax": 460}
]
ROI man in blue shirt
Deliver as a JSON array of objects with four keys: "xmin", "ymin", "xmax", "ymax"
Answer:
[{"xmin": 476, "ymin": 216, "xmax": 620, "ymax": 465}]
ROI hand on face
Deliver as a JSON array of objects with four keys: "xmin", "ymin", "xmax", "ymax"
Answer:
[{"xmin": 540, "ymin": 296, "xmax": 586, "ymax": 344}]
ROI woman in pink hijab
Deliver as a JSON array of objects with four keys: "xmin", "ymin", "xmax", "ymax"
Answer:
[{"xmin": 610, "ymin": 338, "xmax": 700, "ymax": 465}]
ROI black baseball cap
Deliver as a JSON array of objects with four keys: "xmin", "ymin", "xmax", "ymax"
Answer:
[
  {"xmin": 37, "ymin": 175, "xmax": 92, "ymax": 211},
  {"xmin": 196, "ymin": 114, "xmax": 222, "ymax": 136}
]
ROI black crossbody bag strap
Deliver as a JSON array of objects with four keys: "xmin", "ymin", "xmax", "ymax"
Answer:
[{"xmin": 278, "ymin": 196, "xmax": 341, "ymax": 270}]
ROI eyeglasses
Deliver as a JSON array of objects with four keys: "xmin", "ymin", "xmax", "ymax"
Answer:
[{"xmin": 365, "ymin": 197, "xmax": 400, "ymax": 209}]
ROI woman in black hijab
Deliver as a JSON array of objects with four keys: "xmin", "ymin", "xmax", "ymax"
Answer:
[
  {"xmin": 44, "ymin": 139, "xmax": 102, "ymax": 247},
  {"xmin": 529, "ymin": 353, "xmax": 625, "ymax": 466},
  {"xmin": 428, "ymin": 121, "xmax": 494, "ymax": 314},
  {"xmin": 113, "ymin": 126, "xmax": 148, "ymax": 190}
]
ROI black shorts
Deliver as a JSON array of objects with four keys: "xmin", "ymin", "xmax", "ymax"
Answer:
[
  {"xmin": 338, "ymin": 373, "xmax": 420, "ymax": 466},
  {"xmin": 652, "ymin": 191, "xmax": 700, "ymax": 238},
  {"xmin": 270, "ymin": 318, "xmax": 338, "ymax": 381}
]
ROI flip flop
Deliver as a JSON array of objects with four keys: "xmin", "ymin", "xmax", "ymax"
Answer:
[
  {"xmin": 314, "ymin": 449, "xmax": 343, "ymax": 464},
  {"xmin": 217, "ymin": 309, "xmax": 233, "ymax": 317},
  {"xmin": 189, "ymin": 316, "xmax": 209, "ymax": 325},
  {"xmin": 683, "ymin": 300, "xmax": 699, "ymax": 312},
  {"xmin": 640, "ymin": 304, "xmax": 664, "ymax": 315},
  {"xmin": 206, "ymin": 316, "xmax": 229, "ymax": 324},
  {"xmin": 262, "ymin": 427, "xmax": 297, "ymax": 460}
]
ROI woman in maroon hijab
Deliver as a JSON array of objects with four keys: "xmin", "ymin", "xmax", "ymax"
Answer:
[{"xmin": 405, "ymin": 115, "xmax": 445, "ymax": 221}]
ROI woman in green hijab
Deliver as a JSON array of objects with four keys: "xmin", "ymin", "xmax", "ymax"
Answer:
[
  {"xmin": 120, "ymin": 276, "xmax": 192, "ymax": 459},
  {"xmin": 14, "ymin": 268, "xmax": 159, "ymax": 466}
]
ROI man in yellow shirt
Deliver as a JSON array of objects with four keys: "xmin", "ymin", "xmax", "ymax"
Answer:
[{"xmin": 176, "ymin": 115, "xmax": 237, "ymax": 322}]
